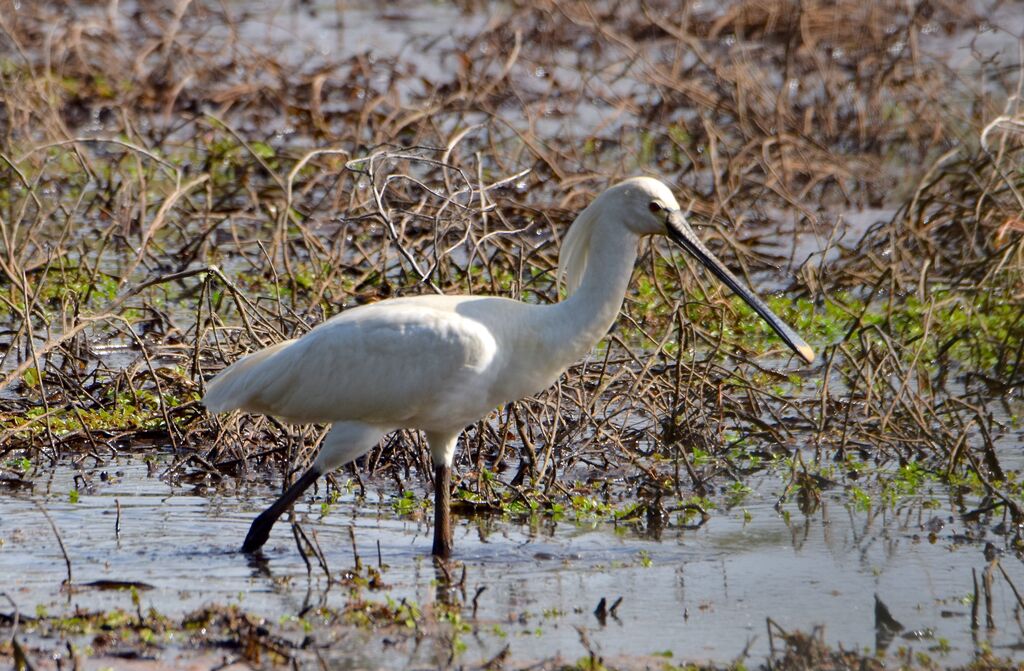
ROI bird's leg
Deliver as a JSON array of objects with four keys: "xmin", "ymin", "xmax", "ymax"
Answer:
[
  {"xmin": 242, "ymin": 465, "xmax": 321, "ymax": 553},
  {"xmin": 432, "ymin": 463, "xmax": 452, "ymax": 558}
]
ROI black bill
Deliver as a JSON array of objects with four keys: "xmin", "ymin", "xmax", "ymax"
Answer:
[{"xmin": 666, "ymin": 210, "xmax": 815, "ymax": 364}]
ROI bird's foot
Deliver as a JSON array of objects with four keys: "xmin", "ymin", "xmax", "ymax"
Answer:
[
  {"xmin": 241, "ymin": 511, "xmax": 274, "ymax": 553},
  {"xmin": 431, "ymin": 537, "xmax": 452, "ymax": 560}
]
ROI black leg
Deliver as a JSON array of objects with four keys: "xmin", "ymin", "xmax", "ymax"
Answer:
[
  {"xmin": 242, "ymin": 465, "xmax": 321, "ymax": 553},
  {"xmin": 431, "ymin": 463, "xmax": 452, "ymax": 558}
]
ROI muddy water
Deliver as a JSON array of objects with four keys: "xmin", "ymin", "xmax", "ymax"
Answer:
[{"xmin": 3, "ymin": 455, "xmax": 1022, "ymax": 667}]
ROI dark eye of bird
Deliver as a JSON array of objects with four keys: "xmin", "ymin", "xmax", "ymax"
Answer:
[{"xmin": 648, "ymin": 201, "xmax": 662, "ymax": 213}]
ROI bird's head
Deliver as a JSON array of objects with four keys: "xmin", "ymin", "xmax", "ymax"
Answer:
[
  {"xmin": 596, "ymin": 176, "xmax": 683, "ymax": 236},
  {"xmin": 606, "ymin": 176, "xmax": 816, "ymax": 365}
]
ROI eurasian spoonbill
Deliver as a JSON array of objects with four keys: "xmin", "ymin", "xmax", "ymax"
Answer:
[{"xmin": 202, "ymin": 177, "xmax": 814, "ymax": 558}]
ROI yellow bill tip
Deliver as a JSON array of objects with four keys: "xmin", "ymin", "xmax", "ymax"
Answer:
[{"xmin": 797, "ymin": 343, "xmax": 816, "ymax": 365}]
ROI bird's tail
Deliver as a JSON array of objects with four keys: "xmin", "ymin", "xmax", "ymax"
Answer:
[{"xmin": 201, "ymin": 339, "xmax": 295, "ymax": 413}]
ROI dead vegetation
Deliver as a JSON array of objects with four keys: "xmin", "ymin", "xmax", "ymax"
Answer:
[{"xmin": 1, "ymin": 0, "xmax": 1022, "ymax": 529}]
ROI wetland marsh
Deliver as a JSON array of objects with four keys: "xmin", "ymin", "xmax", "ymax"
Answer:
[{"xmin": 1, "ymin": 1, "xmax": 1023, "ymax": 669}]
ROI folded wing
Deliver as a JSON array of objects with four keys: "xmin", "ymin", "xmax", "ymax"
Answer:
[{"xmin": 202, "ymin": 301, "xmax": 498, "ymax": 426}]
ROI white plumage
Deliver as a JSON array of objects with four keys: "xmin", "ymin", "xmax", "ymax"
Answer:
[{"xmin": 203, "ymin": 177, "xmax": 814, "ymax": 557}]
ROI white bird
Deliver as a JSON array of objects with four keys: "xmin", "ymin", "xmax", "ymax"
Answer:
[{"xmin": 203, "ymin": 177, "xmax": 814, "ymax": 558}]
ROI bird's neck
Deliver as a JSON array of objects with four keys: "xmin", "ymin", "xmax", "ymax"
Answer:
[{"xmin": 546, "ymin": 218, "xmax": 639, "ymax": 366}]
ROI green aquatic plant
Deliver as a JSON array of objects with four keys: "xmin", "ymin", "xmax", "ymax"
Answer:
[
  {"xmin": 391, "ymin": 490, "xmax": 424, "ymax": 516},
  {"xmin": 848, "ymin": 486, "xmax": 872, "ymax": 512},
  {"xmin": 5, "ymin": 456, "xmax": 32, "ymax": 473}
]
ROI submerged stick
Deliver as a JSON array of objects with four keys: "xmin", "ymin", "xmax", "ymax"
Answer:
[{"xmin": 33, "ymin": 501, "xmax": 71, "ymax": 593}]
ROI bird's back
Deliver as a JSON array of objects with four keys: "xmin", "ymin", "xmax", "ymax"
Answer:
[{"xmin": 202, "ymin": 296, "xmax": 512, "ymax": 430}]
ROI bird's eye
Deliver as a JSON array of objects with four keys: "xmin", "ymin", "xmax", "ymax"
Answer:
[{"xmin": 648, "ymin": 201, "xmax": 663, "ymax": 214}]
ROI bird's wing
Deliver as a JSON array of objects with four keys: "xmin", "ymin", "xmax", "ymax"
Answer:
[{"xmin": 202, "ymin": 301, "xmax": 498, "ymax": 425}]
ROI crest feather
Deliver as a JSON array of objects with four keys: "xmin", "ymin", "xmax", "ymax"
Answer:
[{"xmin": 556, "ymin": 202, "xmax": 600, "ymax": 297}]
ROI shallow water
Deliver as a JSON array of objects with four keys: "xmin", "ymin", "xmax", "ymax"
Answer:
[{"xmin": 3, "ymin": 455, "xmax": 1022, "ymax": 667}]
